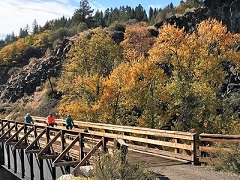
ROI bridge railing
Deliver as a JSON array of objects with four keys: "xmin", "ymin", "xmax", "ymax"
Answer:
[
  {"xmin": 199, "ymin": 133, "xmax": 240, "ymax": 163},
  {"xmin": 30, "ymin": 116, "xmax": 198, "ymax": 164},
  {"xmin": 1, "ymin": 118, "xmax": 239, "ymax": 168}
]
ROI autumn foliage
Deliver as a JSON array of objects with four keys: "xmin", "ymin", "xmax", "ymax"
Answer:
[
  {"xmin": 57, "ymin": 19, "xmax": 240, "ymax": 134},
  {"xmin": 0, "ymin": 30, "xmax": 51, "ymax": 65}
]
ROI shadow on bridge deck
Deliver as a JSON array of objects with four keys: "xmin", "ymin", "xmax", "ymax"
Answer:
[{"xmin": 128, "ymin": 150, "xmax": 189, "ymax": 167}]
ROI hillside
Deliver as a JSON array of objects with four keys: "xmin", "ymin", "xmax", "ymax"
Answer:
[{"xmin": 0, "ymin": 0, "xmax": 239, "ymax": 135}]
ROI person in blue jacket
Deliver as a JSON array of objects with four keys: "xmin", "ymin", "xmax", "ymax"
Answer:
[
  {"xmin": 24, "ymin": 113, "xmax": 34, "ymax": 124},
  {"xmin": 65, "ymin": 114, "xmax": 74, "ymax": 130}
]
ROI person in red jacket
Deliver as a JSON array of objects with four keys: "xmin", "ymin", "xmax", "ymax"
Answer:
[{"xmin": 47, "ymin": 113, "xmax": 56, "ymax": 127}]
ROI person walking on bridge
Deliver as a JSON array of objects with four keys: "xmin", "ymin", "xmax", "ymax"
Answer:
[
  {"xmin": 24, "ymin": 113, "xmax": 34, "ymax": 124},
  {"xmin": 47, "ymin": 113, "xmax": 56, "ymax": 127},
  {"xmin": 65, "ymin": 114, "xmax": 74, "ymax": 130}
]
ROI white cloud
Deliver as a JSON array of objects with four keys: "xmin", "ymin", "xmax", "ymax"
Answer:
[
  {"xmin": 0, "ymin": 0, "xmax": 76, "ymax": 39},
  {"xmin": 91, "ymin": 1, "xmax": 106, "ymax": 12}
]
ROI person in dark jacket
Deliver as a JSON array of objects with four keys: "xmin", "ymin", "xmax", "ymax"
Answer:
[
  {"xmin": 24, "ymin": 113, "xmax": 34, "ymax": 124},
  {"xmin": 65, "ymin": 114, "xmax": 74, "ymax": 130}
]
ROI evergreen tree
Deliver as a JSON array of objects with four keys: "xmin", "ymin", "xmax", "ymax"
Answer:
[
  {"xmin": 19, "ymin": 27, "xmax": 28, "ymax": 38},
  {"xmin": 5, "ymin": 32, "xmax": 17, "ymax": 44},
  {"xmin": 72, "ymin": 0, "xmax": 94, "ymax": 27},
  {"xmin": 94, "ymin": 10, "xmax": 106, "ymax": 27},
  {"xmin": 41, "ymin": 21, "xmax": 51, "ymax": 31},
  {"xmin": 134, "ymin": 4, "xmax": 148, "ymax": 22},
  {"xmin": 32, "ymin": 19, "xmax": 39, "ymax": 34},
  {"xmin": 104, "ymin": 8, "xmax": 111, "ymax": 26},
  {"xmin": 0, "ymin": 40, "xmax": 5, "ymax": 49},
  {"xmin": 149, "ymin": 7, "xmax": 154, "ymax": 21}
]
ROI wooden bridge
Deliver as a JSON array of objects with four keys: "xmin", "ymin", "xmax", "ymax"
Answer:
[{"xmin": 0, "ymin": 117, "xmax": 239, "ymax": 180}]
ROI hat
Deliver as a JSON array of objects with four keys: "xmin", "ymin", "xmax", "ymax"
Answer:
[
  {"xmin": 26, "ymin": 113, "xmax": 30, "ymax": 116},
  {"xmin": 67, "ymin": 114, "xmax": 71, "ymax": 117}
]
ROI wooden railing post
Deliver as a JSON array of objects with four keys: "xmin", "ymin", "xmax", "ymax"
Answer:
[
  {"xmin": 0, "ymin": 119, "xmax": 3, "ymax": 135},
  {"xmin": 7, "ymin": 121, "xmax": 10, "ymax": 139},
  {"xmin": 174, "ymin": 138, "xmax": 180, "ymax": 154},
  {"xmin": 61, "ymin": 130, "xmax": 65, "ymax": 152},
  {"xmin": 101, "ymin": 137, "xmax": 107, "ymax": 153},
  {"xmin": 15, "ymin": 121, "xmax": 19, "ymax": 142},
  {"xmin": 192, "ymin": 133, "xmax": 198, "ymax": 165},
  {"xmin": 0, "ymin": 119, "xmax": 4, "ymax": 165},
  {"xmin": 114, "ymin": 139, "xmax": 128, "ymax": 164},
  {"xmin": 0, "ymin": 142, "xmax": 4, "ymax": 165},
  {"xmin": 79, "ymin": 133, "xmax": 84, "ymax": 161},
  {"xmin": 6, "ymin": 122, "xmax": 11, "ymax": 169},
  {"xmin": 34, "ymin": 126, "xmax": 38, "ymax": 148},
  {"xmin": 24, "ymin": 123, "xmax": 27, "ymax": 145},
  {"xmin": 21, "ymin": 149, "xmax": 25, "ymax": 178},
  {"xmin": 13, "ymin": 122, "xmax": 18, "ymax": 173}
]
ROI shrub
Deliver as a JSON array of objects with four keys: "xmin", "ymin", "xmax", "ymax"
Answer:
[
  {"xmin": 92, "ymin": 150, "xmax": 155, "ymax": 180},
  {"xmin": 108, "ymin": 21, "xmax": 126, "ymax": 31},
  {"xmin": 7, "ymin": 67, "xmax": 22, "ymax": 76},
  {"xmin": 210, "ymin": 142, "xmax": 240, "ymax": 174}
]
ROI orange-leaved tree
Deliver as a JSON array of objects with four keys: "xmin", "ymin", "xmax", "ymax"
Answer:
[
  {"xmin": 94, "ymin": 55, "xmax": 169, "ymax": 127},
  {"xmin": 120, "ymin": 22, "xmax": 156, "ymax": 62}
]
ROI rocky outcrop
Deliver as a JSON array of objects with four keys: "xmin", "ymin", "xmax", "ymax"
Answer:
[
  {"xmin": 0, "ymin": 36, "xmax": 75, "ymax": 103},
  {"xmin": 221, "ymin": 62, "xmax": 240, "ymax": 96},
  {"xmin": 0, "ymin": 55, "xmax": 61, "ymax": 103},
  {"xmin": 155, "ymin": 0, "xmax": 240, "ymax": 33}
]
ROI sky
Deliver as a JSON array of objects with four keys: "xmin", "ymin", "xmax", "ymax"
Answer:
[{"xmin": 0, "ymin": 0, "xmax": 180, "ymax": 39}]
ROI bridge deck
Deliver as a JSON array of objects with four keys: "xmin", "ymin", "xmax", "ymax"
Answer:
[{"xmin": 0, "ymin": 118, "xmax": 239, "ymax": 180}]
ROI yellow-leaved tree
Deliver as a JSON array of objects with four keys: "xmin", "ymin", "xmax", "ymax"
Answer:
[
  {"xmin": 0, "ymin": 30, "xmax": 51, "ymax": 65},
  {"xmin": 57, "ymin": 28, "xmax": 123, "ymax": 121},
  {"xmin": 149, "ymin": 19, "xmax": 240, "ymax": 133}
]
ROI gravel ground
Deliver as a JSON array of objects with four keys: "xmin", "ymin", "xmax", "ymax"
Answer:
[{"xmin": 128, "ymin": 151, "xmax": 240, "ymax": 180}]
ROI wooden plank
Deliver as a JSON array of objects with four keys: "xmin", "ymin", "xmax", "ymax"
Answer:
[
  {"xmin": 14, "ymin": 145, "xmax": 28, "ymax": 149},
  {"xmin": 53, "ymin": 135, "xmax": 80, "ymax": 166},
  {"xmin": 37, "ymin": 131, "xmax": 61, "ymax": 157},
  {"xmin": 116, "ymin": 138, "xmax": 128, "ymax": 147},
  {"xmin": 25, "ymin": 128, "xmax": 47, "ymax": 153},
  {"xmin": 0, "ymin": 122, "xmax": 9, "ymax": 135},
  {"xmin": 14, "ymin": 127, "xmax": 34, "ymax": 148},
  {"xmin": 200, "ymin": 133, "xmax": 240, "ymax": 139},
  {"xmin": 72, "ymin": 140, "xmax": 103, "ymax": 174},
  {"xmin": 86, "ymin": 131, "xmax": 194, "ymax": 150},
  {"xmin": 76, "ymin": 124, "xmax": 194, "ymax": 140},
  {"xmin": 25, "ymin": 149, "xmax": 41, "ymax": 153},
  {"xmin": 31, "ymin": 116, "xmax": 195, "ymax": 140},
  {"xmin": 199, "ymin": 137, "xmax": 240, "ymax": 142},
  {"xmin": 0, "ymin": 124, "xmax": 15, "ymax": 141},
  {"xmin": 53, "ymin": 161, "xmax": 79, "ymax": 167},
  {"xmin": 5, "ymin": 125, "xmax": 24, "ymax": 145},
  {"xmin": 39, "ymin": 155, "xmax": 58, "ymax": 159}
]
